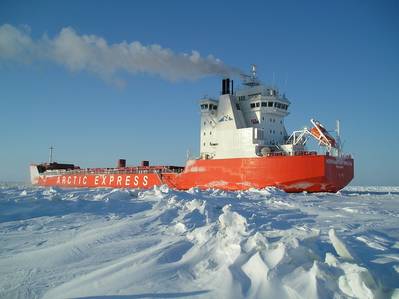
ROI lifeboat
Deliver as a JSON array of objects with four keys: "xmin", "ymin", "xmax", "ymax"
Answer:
[{"xmin": 310, "ymin": 119, "xmax": 337, "ymax": 148}]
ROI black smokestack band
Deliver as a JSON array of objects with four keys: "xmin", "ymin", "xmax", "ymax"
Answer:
[{"xmin": 222, "ymin": 78, "xmax": 230, "ymax": 95}]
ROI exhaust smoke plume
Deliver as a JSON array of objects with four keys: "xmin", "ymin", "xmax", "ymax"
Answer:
[{"xmin": 0, "ymin": 24, "xmax": 241, "ymax": 84}]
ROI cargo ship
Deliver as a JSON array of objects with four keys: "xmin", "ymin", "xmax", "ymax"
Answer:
[{"xmin": 30, "ymin": 66, "xmax": 354, "ymax": 192}]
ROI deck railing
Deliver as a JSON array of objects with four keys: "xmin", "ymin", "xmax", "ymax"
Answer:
[{"xmin": 44, "ymin": 166, "xmax": 185, "ymax": 176}]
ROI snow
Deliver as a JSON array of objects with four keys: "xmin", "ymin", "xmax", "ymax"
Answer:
[
  {"xmin": 329, "ymin": 228, "xmax": 355, "ymax": 261},
  {"xmin": 1, "ymin": 184, "xmax": 399, "ymax": 298}
]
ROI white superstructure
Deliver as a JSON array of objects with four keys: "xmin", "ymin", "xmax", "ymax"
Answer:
[{"xmin": 200, "ymin": 66, "xmax": 296, "ymax": 159}]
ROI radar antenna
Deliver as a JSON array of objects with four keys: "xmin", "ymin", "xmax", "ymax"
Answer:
[{"xmin": 241, "ymin": 64, "xmax": 260, "ymax": 87}]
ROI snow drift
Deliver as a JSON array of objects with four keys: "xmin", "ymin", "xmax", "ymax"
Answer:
[{"xmin": 0, "ymin": 184, "xmax": 399, "ymax": 298}]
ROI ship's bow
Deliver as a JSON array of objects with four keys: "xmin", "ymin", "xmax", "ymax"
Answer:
[{"xmin": 29, "ymin": 165, "xmax": 40, "ymax": 185}]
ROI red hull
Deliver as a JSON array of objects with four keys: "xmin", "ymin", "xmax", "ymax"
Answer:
[
  {"xmin": 173, "ymin": 154, "xmax": 353, "ymax": 192},
  {"xmin": 32, "ymin": 154, "xmax": 353, "ymax": 193}
]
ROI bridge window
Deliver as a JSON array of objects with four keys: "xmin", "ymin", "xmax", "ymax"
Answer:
[
  {"xmin": 256, "ymin": 102, "xmax": 260, "ymax": 107},
  {"xmin": 250, "ymin": 103, "xmax": 255, "ymax": 108},
  {"xmin": 213, "ymin": 105, "xmax": 217, "ymax": 110},
  {"xmin": 268, "ymin": 102, "xmax": 273, "ymax": 107},
  {"xmin": 261, "ymin": 102, "xmax": 267, "ymax": 107},
  {"xmin": 236, "ymin": 103, "xmax": 240, "ymax": 110}
]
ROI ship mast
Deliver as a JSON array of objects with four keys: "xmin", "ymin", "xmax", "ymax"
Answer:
[
  {"xmin": 241, "ymin": 64, "xmax": 260, "ymax": 87},
  {"xmin": 48, "ymin": 146, "xmax": 54, "ymax": 164},
  {"xmin": 336, "ymin": 120, "xmax": 342, "ymax": 156}
]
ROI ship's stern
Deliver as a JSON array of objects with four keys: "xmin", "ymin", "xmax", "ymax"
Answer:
[{"xmin": 324, "ymin": 156, "xmax": 354, "ymax": 192}]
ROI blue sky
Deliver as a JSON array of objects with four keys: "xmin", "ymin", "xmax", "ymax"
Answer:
[{"xmin": 0, "ymin": 0, "xmax": 398, "ymax": 185}]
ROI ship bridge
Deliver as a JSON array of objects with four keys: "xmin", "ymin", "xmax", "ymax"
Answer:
[{"xmin": 199, "ymin": 66, "xmax": 293, "ymax": 159}]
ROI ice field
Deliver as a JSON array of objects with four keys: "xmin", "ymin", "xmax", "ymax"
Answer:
[{"xmin": 1, "ymin": 184, "xmax": 399, "ymax": 298}]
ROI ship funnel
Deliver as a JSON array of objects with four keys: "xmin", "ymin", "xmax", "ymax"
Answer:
[
  {"xmin": 222, "ymin": 78, "xmax": 230, "ymax": 95},
  {"xmin": 117, "ymin": 159, "xmax": 126, "ymax": 168}
]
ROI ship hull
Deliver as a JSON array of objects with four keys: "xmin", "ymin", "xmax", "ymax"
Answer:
[
  {"xmin": 31, "ymin": 154, "xmax": 353, "ymax": 193},
  {"xmin": 173, "ymin": 154, "xmax": 353, "ymax": 192}
]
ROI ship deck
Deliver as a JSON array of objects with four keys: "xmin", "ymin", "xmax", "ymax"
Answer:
[{"xmin": 43, "ymin": 165, "xmax": 185, "ymax": 176}]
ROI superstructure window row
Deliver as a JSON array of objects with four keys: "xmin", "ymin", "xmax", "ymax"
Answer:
[
  {"xmin": 250, "ymin": 101, "xmax": 288, "ymax": 110},
  {"xmin": 200, "ymin": 104, "xmax": 218, "ymax": 110},
  {"xmin": 274, "ymin": 102, "xmax": 288, "ymax": 110}
]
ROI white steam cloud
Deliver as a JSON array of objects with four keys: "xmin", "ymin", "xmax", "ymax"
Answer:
[{"xmin": 0, "ymin": 24, "xmax": 241, "ymax": 84}]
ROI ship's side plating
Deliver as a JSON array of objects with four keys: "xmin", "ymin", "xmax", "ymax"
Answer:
[
  {"xmin": 30, "ymin": 163, "xmax": 183, "ymax": 189},
  {"xmin": 172, "ymin": 154, "xmax": 353, "ymax": 192}
]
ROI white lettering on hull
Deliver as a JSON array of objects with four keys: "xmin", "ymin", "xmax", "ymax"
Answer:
[
  {"xmin": 326, "ymin": 159, "xmax": 353, "ymax": 167},
  {"xmin": 54, "ymin": 174, "xmax": 151, "ymax": 187},
  {"xmin": 125, "ymin": 176, "xmax": 131, "ymax": 186}
]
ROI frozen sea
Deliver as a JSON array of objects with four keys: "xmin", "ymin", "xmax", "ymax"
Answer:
[{"xmin": 1, "ymin": 184, "xmax": 399, "ymax": 299}]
